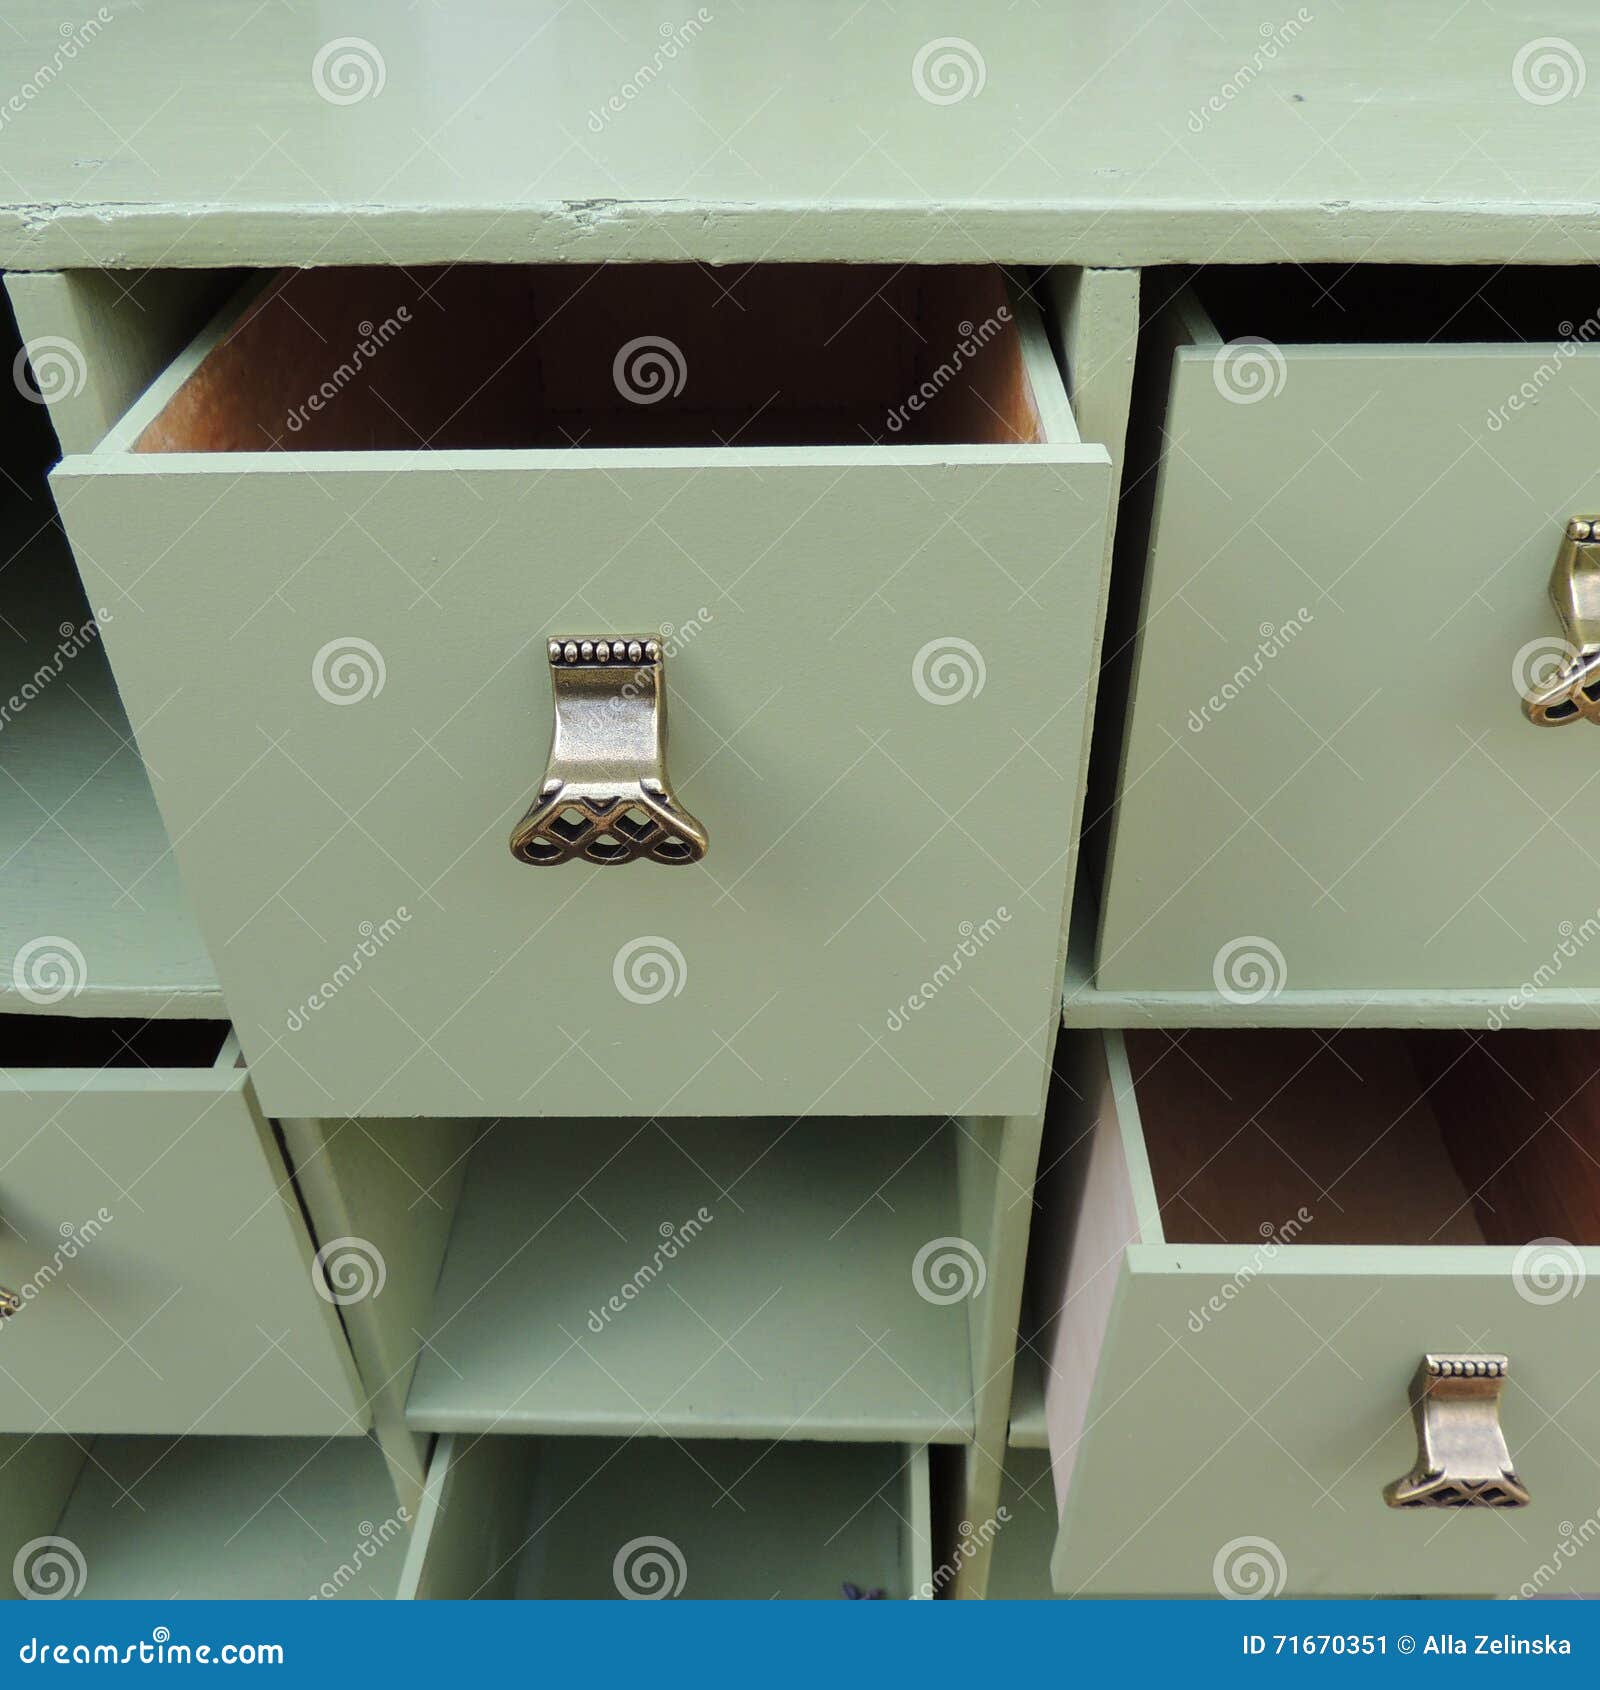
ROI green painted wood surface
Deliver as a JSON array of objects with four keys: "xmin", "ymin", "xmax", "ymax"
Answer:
[
  {"xmin": 986, "ymin": 1448, "xmax": 1062, "ymax": 1600},
  {"xmin": 1054, "ymin": 1246, "xmax": 1600, "ymax": 1596},
  {"xmin": 407, "ymin": 1434, "xmax": 928, "ymax": 1600},
  {"xmin": 48, "ymin": 1434, "xmax": 407, "ymax": 1599},
  {"xmin": 1099, "ymin": 328, "xmax": 1600, "ymax": 996},
  {"xmin": 58, "ymin": 420, "xmax": 1109, "ymax": 1120},
  {"xmin": 0, "ymin": 1047, "xmax": 365, "ymax": 1435},
  {"xmin": 405, "ymin": 1118, "xmax": 974, "ymax": 1442},
  {"xmin": 2, "ymin": 4, "xmax": 1598, "ymax": 268},
  {"xmin": 0, "ymin": 508, "xmax": 221, "ymax": 1018}
]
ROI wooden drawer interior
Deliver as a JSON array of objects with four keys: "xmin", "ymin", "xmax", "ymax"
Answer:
[
  {"xmin": 1119, "ymin": 1027, "xmax": 1600, "ymax": 1249},
  {"xmin": 0, "ymin": 1433, "xmax": 409, "ymax": 1600},
  {"xmin": 403, "ymin": 1433, "xmax": 931, "ymax": 1600},
  {"xmin": 399, "ymin": 1117, "xmax": 982, "ymax": 1443},
  {"xmin": 125, "ymin": 264, "xmax": 1069, "ymax": 454}
]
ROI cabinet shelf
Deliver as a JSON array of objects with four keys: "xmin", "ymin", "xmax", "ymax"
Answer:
[
  {"xmin": 0, "ymin": 507, "xmax": 220, "ymax": 1017},
  {"xmin": 405, "ymin": 1117, "xmax": 977, "ymax": 1443}
]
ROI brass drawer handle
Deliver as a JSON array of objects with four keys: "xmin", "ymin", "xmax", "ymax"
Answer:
[
  {"xmin": 1383, "ymin": 1354, "xmax": 1529, "ymax": 1509},
  {"xmin": 1523, "ymin": 517, "xmax": 1600, "ymax": 725},
  {"xmin": 0, "ymin": 1285, "xmax": 19, "ymax": 1320},
  {"xmin": 509, "ymin": 638, "xmax": 709, "ymax": 867}
]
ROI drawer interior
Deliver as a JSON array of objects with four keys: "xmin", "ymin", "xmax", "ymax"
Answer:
[
  {"xmin": 399, "ymin": 1116, "xmax": 980, "ymax": 1442},
  {"xmin": 1126, "ymin": 1028, "xmax": 1600, "ymax": 1247},
  {"xmin": 0, "ymin": 1433, "xmax": 409, "ymax": 1599},
  {"xmin": 0, "ymin": 1015, "xmax": 231, "ymax": 1069},
  {"xmin": 126, "ymin": 264, "xmax": 1062, "ymax": 453},
  {"xmin": 404, "ymin": 1433, "xmax": 930, "ymax": 1600},
  {"xmin": 1189, "ymin": 263, "xmax": 1600, "ymax": 346}
]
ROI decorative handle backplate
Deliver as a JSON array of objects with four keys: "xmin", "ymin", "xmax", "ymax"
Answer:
[
  {"xmin": 1383, "ymin": 1354, "xmax": 1529, "ymax": 1509},
  {"xmin": 1524, "ymin": 517, "xmax": 1600, "ymax": 725},
  {"xmin": 508, "ymin": 638, "xmax": 708, "ymax": 866}
]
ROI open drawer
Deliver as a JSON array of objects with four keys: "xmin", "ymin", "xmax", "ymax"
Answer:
[
  {"xmin": 400, "ymin": 1115, "xmax": 984, "ymax": 1444},
  {"xmin": 401, "ymin": 1433, "xmax": 931, "ymax": 1600},
  {"xmin": 1098, "ymin": 265, "xmax": 1600, "ymax": 1001},
  {"xmin": 1038, "ymin": 1027, "xmax": 1600, "ymax": 1596},
  {"xmin": 0, "ymin": 1432, "xmax": 407, "ymax": 1599},
  {"xmin": 0, "ymin": 1019, "xmax": 363, "ymax": 1436},
  {"xmin": 50, "ymin": 263, "xmax": 1112, "ymax": 1119}
]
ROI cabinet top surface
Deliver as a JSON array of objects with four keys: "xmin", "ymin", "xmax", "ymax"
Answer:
[{"xmin": 2, "ymin": 0, "xmax": 1598, "ymax": 267}]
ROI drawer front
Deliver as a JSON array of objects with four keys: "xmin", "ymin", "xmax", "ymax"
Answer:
[
  {"xmin": 0, "ymin": 1066, "xmax": 363, "ymax": 1434},
  {"xmin": 1100, "ymin": 340, "xmax": 1600, "ymax": 993},
  {"xmin": 1055, "ymin": 1247, "xmax": 1600, "ymax": 1596},
  {"xmin": 56, "ymin": 451, "xmax": 1109, "ymax": 1117}
]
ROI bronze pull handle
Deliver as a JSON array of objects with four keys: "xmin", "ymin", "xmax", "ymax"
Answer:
[
  {"xmin": 1522, "ymin": 517, "xmax": 1600, "ymax": 725},
  {"xmin": 509, "ymin": 638, "xmax": 709, "ymax": 867},
  {"xmin": 1383, "ymin": 1354, "xmax": 1529, "ymax": 1509},
  {"xmin": 0, "ymin": 1286, "xmax": 20, "ymax": 1321}
]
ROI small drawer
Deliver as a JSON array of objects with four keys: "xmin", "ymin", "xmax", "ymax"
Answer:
[
  {"xmin": 400, "ymin": 1433, "xmax": 931, "ymax": 1600},
  {"xmin": 1098, "ymin": 266, "xmax": 1600, "ymax": 996},
  {"xmin": 53, "ymin": 264, "xmax": 1113, "ymax": 1119},
  {"xmin": 0, "ymin": 1433, "xmax": 407, "ymax": 1599},
  {"xmin": 0, "ymin": 1019, "xmax": 363, "ymax": 1435},
  {"xmin": 400, "ymin": 1115, "xmax": 982, "ymax": 1444},
  {"xmin": 1037, "ymin": 1027, "xmax": 1600, "ymax": 1596}
]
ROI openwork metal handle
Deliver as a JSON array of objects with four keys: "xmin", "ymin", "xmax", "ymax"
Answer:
[
  {"xmin": 1383, "ymin": 1355, "xmax": 1529, "ymax": 1509},
  {"xmin": 1524, "ymin": 516, "xmax": 1600, "ymax": 726},
  {"xmin": 508, "ymin": 638, "xmax": 709, "ymax": 867}
]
